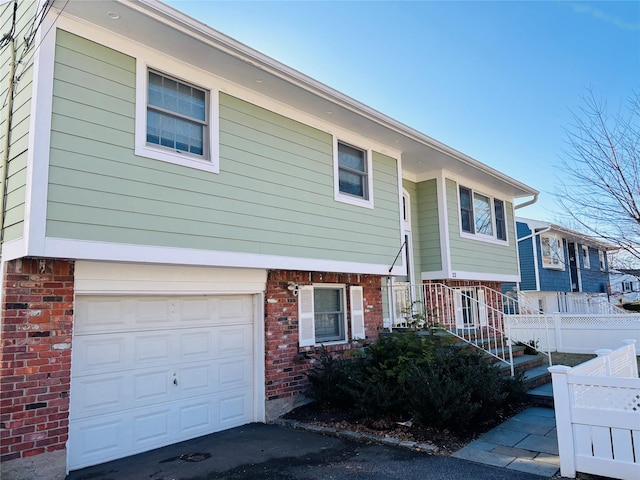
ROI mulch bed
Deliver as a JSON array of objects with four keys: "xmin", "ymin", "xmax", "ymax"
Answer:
[{"xmin": 282, "ymin": 401, "xmax": 529, "ymax": 456}]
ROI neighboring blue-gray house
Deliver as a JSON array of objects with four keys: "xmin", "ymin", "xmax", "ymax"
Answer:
[{"xmin": 506, "ymin": 218, "xmax": 616, "ymax": 313}]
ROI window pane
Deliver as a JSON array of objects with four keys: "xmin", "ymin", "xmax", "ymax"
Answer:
[
  {"xmin": 459, "ymin": 186, "xmax": 474, "ymax": 233},
  {"xmin": 314, "ymin": 288, "xmax": 344, "ymax": 342},
  {"xmin": 147, "ymin": 71, "xmax": 208, "ymax": 157},
  {"xmin": 338, "ymin": 143, "xmax": 365, "ymax": 172},
  {"xmin": 339, "ymin": 170, "xmax": 364, "ymax": 197},
  {"xmin": 474, "ymin": 193, "xmax": 493, "ymax": 235},
  {"xmin": 494, "ymin": 200, "xmax": 506, "ymax": 240}
]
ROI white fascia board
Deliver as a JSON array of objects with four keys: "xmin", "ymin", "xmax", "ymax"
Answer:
[
  {"xmin": 44, "ymin": 237, "xmax": 399, "ymax": 276},
  {"xmin": 422, "ymin": 270, "xmax": 520, "ymax": 283}
]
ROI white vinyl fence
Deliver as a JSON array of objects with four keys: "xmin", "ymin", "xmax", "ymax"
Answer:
[
  {"xmin": 506, "ymin": 313, "xmax": 640, "ymax": 354},
  {"xmin": 550, "ymin": 340, "xmax": 640, "ymax": 480}
]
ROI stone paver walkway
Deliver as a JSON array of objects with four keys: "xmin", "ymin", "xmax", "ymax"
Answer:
[{"xmin": 452, "ymin": 407, "xmax": 559, "ymax": 477}]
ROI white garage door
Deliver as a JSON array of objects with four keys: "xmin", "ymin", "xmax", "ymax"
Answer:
[{"xmin": 69, "ymin": 295, "xmax": 255, "ymax": 470}]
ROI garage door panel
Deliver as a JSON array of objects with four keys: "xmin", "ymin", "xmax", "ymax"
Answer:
[
  {"xmin": 133, "ymin": 333, "xmax": 173, "ymax": 364},
  {"xmin": 216, "ymin": 356, "xmax": 253, "ymax": 390},
  {"xmin": 71, "ymin": 375, "xmax": 126, "ymax": 417},
  {"xmin": 75, "ymin": 298, "xmax": 128, "ymax": 334},
  {"xmin": 71, "ymin": 294, "xmax": 256, "ymax": 470},
  {"xmin": 217, "ymin": 325, "xmax": 252, "ymax": 357},
  {"xmin": 132, "ymin": 408, "xmax": 172, "ymax": 445},
  {"xmin": 72, "ymin": 336, "xmax": 127, "ymax": 376},
  {"xmin": 133, "ymin": 369, "xmax": 172, "ymax": 403},
  {"xmin": 218, "ymin": 388, "xmax": 253, "ymax": 428}
]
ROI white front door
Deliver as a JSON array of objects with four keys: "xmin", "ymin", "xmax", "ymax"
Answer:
[
  {"xmin": 453, "ymin": 288, "xmax": 488, "ymax": 329},
  {"xmin": 69, "ymin": 295, "xmax": 255, "ymax": 470}
]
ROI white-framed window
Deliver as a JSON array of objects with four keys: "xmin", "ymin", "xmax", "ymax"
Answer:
[
  {"xmin": 334, "ymin": 139, "xmax": 373, "ymax": 208},
  {"xmin": 298, "ymin": 284, "xmax": 365, "ymax": 346},
  {"xmin": 623, "ymin": 281, "xmax": 633, "ymax": 293},
  {"xmin": 598, "ymin": 250, "xmax": 606, "ymax": 271},
  {"xmin": 582, "ymin": 245, "xmax": 590, "ymax": 269},
  {"xmin": 541, "ymin": 234, "xmax": 564, "ymax": 269},
  {"xmin": 459, "ymin": 186, "xmax": 508, "ymax": 242},
  {"xmin": 135, "ymin": 60, "xmax": 220, "ymax": 173}
]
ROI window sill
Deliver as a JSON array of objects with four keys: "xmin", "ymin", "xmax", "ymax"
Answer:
[
  {"xmin": 135, "ymin": 144, "xmax": 220, "ymax": 173},
  {"xmin": 334, "ymin": 192, "xmax": 374, "ymax": 209},
  {"xmin": 459, "ymin": 231, "xmax": 508, "ymax": 246}
]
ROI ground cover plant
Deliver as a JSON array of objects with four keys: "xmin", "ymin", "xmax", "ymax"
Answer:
[{"xmin": 286, "ymin": 331, "xmax": 527, "ymax": 450}]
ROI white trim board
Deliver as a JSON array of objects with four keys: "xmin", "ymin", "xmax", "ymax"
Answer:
[
  {"xmin": 74, "ymin": 260, "xmax": 267, "ymax": 295},
  {"xmin": 46, "ymin": 237, "xmax": 402, "ymax": 276}
]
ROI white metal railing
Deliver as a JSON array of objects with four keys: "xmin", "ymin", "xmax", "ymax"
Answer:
[
  {"xmin": 383, "ymin": 282, "xmax": 535, "ymax": 375},
  {"xmin": 550, "ymin": 340, "xmax": 640, "ymax": 479}
]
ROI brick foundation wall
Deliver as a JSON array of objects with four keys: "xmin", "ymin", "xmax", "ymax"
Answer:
[
  {"xmin": 0, "ymin": 258, "xmax": 74, "ymax": 463},
  {"xmin": 264, "ymin": 270, "xmax": 382, "ymax": 403}
]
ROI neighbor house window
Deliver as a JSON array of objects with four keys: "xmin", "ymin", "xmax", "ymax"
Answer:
[
  {"xmin": 334, "ymin": 139, "xmax": 373, "ymax": 208},
  {"xmin": 623, "ymin": 281, "xmax": 633, "ymax": 293},
  {"xmin": 298, "ymin": 285, "xmax": 365, "ymax": 346},
  {"xmin": 459, "ymin": 186, "xmax": 507, "ymax": 242},
  {"xmin": 582, "ymin": 245, "xmax": 590, "ymax": 269},
  {"xmin": 147, "ymin": 70, "xmax": 207, "ymax": 156},
  {"xmin": 599, "ymin": 250, "xmax": 606, "ymax": 271},
  {"xmin": 541, "ymin": 234, "xmax": 564, "ymax": 269},
  {"xmin": 135, "ymin": 60, "xmax": 219, "ymax": 173}
]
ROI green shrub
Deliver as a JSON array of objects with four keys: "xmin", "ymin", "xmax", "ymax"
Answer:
[{"xmin": 305, "ymin": 332, "xmax": 526, "ymax": 433}]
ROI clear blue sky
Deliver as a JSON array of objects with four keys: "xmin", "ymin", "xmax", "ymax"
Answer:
[{"xmin": 166, "ymin": 0, "xmax": 640, "ymax": 222}]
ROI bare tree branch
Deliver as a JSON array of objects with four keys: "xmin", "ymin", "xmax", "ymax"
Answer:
[{"xmin": 555, "ymin": 89, "xmax": 640, "ymax": 262}]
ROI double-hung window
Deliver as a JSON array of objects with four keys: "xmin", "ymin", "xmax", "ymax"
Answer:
[
  {"xmin": 541, "ymin": 234, "xmax": 564, "ymax": 269},
  {"xmin": 298, "ymin": 285, "xmax": 365, "ymax": 346},
  {"xmin": 147, "ymin": 70, "xmax": 207, "ymax": 156},
  {"xmin": 334, "ymin": 140, "xmax": 373, "ymax": 208},
  {"xmin": 598, "ymin": 250, "xmax": 606, "ymax": 271},
  {"xmin": 459, "ymin": 186, "xmax": 507, "ymax": 242},
  {"xmin": 135, "ymin": 61, "xmax": 219, "ymax": 173}
]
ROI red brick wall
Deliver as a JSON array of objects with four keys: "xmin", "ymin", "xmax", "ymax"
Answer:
[
  {"xmin": 264, "ymin": 270, "xmax": 382, "ymax": 402},
  {"xmin": 0, "ymin": 258, "xmax": 74, "ymax": 463}
]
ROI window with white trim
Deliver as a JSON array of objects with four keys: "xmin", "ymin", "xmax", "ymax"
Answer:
[
  {"xmin": 582, "ymin": 245, "xmax": 590, "ymax": 269},
  {"xmin": 598, "ymin": 250, "xmax": 606, "ymax": 271},
  {"xmin": 623, "ymin": 281, "xmax": 633, "ymax": 292},
  {"xmin": 135, "ymin": 61, "xmax": 219, "ymax": 173},
  {"xmin": 459, "ymin": 186, "xmax": 508, "ymax": 242},
  {"xmin": 334, "ymin": 140, "xmax": 373, "ymax": 208},
  {"xmin": 541, "ymin": 234, "xmax": 564, "ymax": 269},
  {"xmin": 298, "ymin": 285, "xmax": 365, "ymax": 346}
]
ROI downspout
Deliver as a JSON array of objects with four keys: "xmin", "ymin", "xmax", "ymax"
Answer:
[
  {"xmin": 514, "ymin": 193, "xmax": 539, "ymax": 210},
  {"xmin": 0, "ymin": 34, "xmax": 16, "ymax": 256}
]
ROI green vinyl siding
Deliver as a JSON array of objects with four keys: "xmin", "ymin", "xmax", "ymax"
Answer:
[
  {"xmin": 446, "ymin": 178, "xmax": 518, "ymax": 276},
  {"xmin": 416, "ymin": 178, "xmax": 442, "ymax": 272},
  {"xmin": 47, "ymin": 30, "xmax": 401, "ymax": 267},
  {"xmin": 0, "ymin": 0, "xmax": 38, "ymax": 243}
]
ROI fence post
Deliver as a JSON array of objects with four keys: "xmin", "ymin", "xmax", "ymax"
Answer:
[
  {"xmin": 595, "ymin": 349, "xmax": 613, "ymax": 375},
  {"xmin": 622, "ymin": 339, "xmax": 638, "ymax": 377},
  {"xmin": 553, "ymin": 314, "xmax": 563, "ymax": 352},
  {"xmin": 549, "ymin": 365, "xmax": 576, "ymax": 478}
]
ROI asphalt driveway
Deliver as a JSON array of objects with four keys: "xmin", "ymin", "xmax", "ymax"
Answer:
[{"xmin": 66, "ymin": 423, "xmax": 552, "ymax": 480}]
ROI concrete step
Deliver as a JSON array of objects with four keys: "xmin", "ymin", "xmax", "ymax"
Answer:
[{"xmin": 526, "ymin": 381, "xmax": 554, "ymax": 408}]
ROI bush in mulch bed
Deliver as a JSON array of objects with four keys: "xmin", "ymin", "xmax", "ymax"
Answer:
[{"xmin": 302, "ymin": 332, "xmax": 526, "ymax": 435}]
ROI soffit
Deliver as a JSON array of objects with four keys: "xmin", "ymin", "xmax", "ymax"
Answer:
[{"xmin": 54, "ymin": 0, "xmax": 538, "ymax": 199}]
